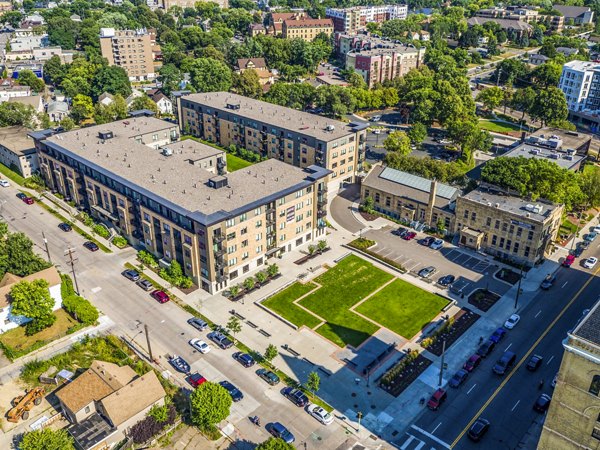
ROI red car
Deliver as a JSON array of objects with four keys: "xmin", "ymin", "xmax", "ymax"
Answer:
[
  {"xmin": 402, "ymin": 231, "xmax": 417, "ymax": 241},
  {"xmin": 427, "ymin": 388, "xmax": 447, "ymax": 411},
  {"xmin": 150, "ymin": 290, "xmax": 170, "ymax": 304},
  {"xmin": 23, "ymin": 197, "xmax": 34, "ymax": 205},
  {"xmin": 562, "ymin": 254, "xmax": 576, "ymax": 267},
  {"xmin": 463, "ymin": 354, "xmax": 482, "ymax": 372},
  {"xmin": 186, "ymin": 373, "xmax": 207, "ymax": 388}
]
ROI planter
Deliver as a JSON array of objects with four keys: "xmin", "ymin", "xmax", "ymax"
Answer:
[
  {"xmin": 423, "ymin": 308, "xmax": 481, "ymax": 357},
  {"xmin": 293, "ymin": 247, "xmax": 331, "ymax": 265},
  {"xmin": 468, "ymin": 289, "xmax": 501, "ymax": 312},
  {"xmin": 379, "ymin": 353, "xmax": 433, "ymax": 398}
]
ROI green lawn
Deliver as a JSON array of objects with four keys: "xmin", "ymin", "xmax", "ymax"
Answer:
[
  {"xmin": 0, "ymin": 162, "xmax": 25, "ymax": 184},
  {"xmin": 478, "ymin": 120, "xmax": 523, "ymax": 133},
  {"xmin": 356, "ymin": 279, "xmax": 449, "ymax": 339},
  {"xmin": 299, "ymin": 255, "xmax": 393, "ymax": 347},
  {"xmin": 227, "ymin": 153, "xmax": 253, "ymax": 172},
  {"xmin": 262, "ymin": 282, "xmax": 321, "ymax": 329}
]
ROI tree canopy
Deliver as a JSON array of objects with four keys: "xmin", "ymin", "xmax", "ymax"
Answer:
[
  {"xmin": 0, "ymin": 224, "xmax": 51, "ymax": 278},
  {"xmin": 10, "ymin": 279, "xmax": 56, "ymax": 335},
  {"xmin": 384, "ymin": 131, "xmax": 412, "ymax": 156},
  {"xmin": 190, "ymin": 381, "xmax": 232, "ymax": 428},
  {"xmin": 256, "ymin": 438, "xmax": 296, "ymax": 450},
  {"xmin": 19, "ymin": 428, "xmax": 74, "ymax": 450}
]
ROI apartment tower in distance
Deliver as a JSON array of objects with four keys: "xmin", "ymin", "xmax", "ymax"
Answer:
[
  {"xmin": 31, "ymin": 118, "xmax": 330, "ymax": 294},
  {"xmin": 538, "ymin": 302, "xmax": 600, "ymax": 449},
  {"xmin": 99, "ymin": 28, "xmax": 155, "ymax": 81},
  {"xmin": 177, "ymin": 92, "xmax": 368, "ymax": 189}
]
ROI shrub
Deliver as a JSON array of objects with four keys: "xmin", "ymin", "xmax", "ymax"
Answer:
[
  {"xmin": 77, "ymin": 212, "xmax": 94, "ymax": 227},
  {"xmin": 112, "ymin": 236, "xmax": 128, "ymax": 248},
  {"xmin": 60, "ymin": 274, "xmax": 76, "ymax": 299},
  {"xmin": 348, "ymin": 238, "xmax": 376, "ymax": 250},
  {"xmin": 243, "ymin": 277, "xmax": 255, "ymax": 291},
  {"xmin": 256, "ymin": 271, "xmax": 267, "ymax": 284},
  {"xmin": 92, "ymin": 223, "xmax": 110, "ymax": 238},
  {"xmin": 130, "ymin": 404, "xmax": 177, "ymax": 444},
  {"xmin": 381, "ymin": 351, "xmax": 418, "ymax": 386},
  {"xmin": 26, "ymin": 313, "xmax": 56, "ymax": 335},
  {"xmin": 62, "ymin": 295, "xmax": 99, "ymax": 325},
  {"xmin": 139, "ymin": 250, "xmax": 159, "ymax": 269},
  {"xmin": 267, "ymin": 264, "xmax": 279, "ymax": 277}
]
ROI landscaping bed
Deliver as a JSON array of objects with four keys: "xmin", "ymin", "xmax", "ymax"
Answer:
[
  {"xmin": 379, "ymin": 351, "xmax": 433, "ymax": 398},
  {"xmin": 495, "ymin": 268, "xmax": 521, "ymax": 285},
  {"xmin": 422, "ymin": 308, "xmax": 481, "ymax": 357},
  {"xmin": 468, "ymin": 289, "xmax": 501, "ymax": 312},
  {"xmin": 348, "ymin": 238, "xmax": 405, "ymax": 272}
]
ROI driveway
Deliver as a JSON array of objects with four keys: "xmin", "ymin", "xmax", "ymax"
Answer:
[{"xmin": 330, "ymin": 184, "xmax": 363, "ymax": 233}]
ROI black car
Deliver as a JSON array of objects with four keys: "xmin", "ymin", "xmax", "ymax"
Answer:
[
  {"xmin": 233, "ymin": 352, "xmax": 255, "ymax": 368},
  {"xmin": 58, "ymin": 222, "xmax": 72, "ymax": 232},
  {"xmin": 16, "ymin": 192, "xmax": 26, "ymax": 200},
  {"xmin": 468, "ymin": 418, "xmax": 490, "ymax": 441},
  {"xmin": 282, "ymin": 387, "xmax": 309, "ymax": 407},
  {"xmin": 448, "ymin": 369, "xmax": 468, "ymax": 388},
  {"xmin": 540, "ymin": 273, "xmax": 556, "ymax": 290},
  {"xmin": 533, "ymin": 393, "xmax": 551, "ymax": 412},
  {"xmin": 122, "ymin": 269, "xmax": 140, "ymax": 281},
  {"xmin": 573, "ymin": 246, "xmax": 584, "ymax": 257},
  {"xmin": 392, "ymin": 227, "xmax": 408, "ymax": 237},
  {"xmin": 256, "ymin": 368, "xmax": 280, "ymax": 385},
  {"xmin": 526, "ymin": 354, "xmax": 544, "ymax": 371},
  {"xmin": 219, "ymin": 380, "xmax": 243, "ymax": 402},
  {"xmin": 438, "ymin": 275, "xmax": 455, "ymax": 287},
  {"xmin": 418, "ymin": 236, "xmax": 436, "ymax": 246},
  {"xmin": 476, "ymin": 340, "xmax": 496, "ymax": 358},
  {"xmin": 187, "ymin": 317, "xmax": 208, "ymax": 331},
  {"xmin": 83, "ymin": 241, "xmax": 99, "ymax": 252}
]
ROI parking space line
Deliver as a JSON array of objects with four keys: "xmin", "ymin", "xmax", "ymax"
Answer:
[
  {"xmin": 546, "ymin": 355, "xmax": 554, "ymax": 365},
  {"xmin": 431, "ymin": 422, "xmax": 442, "ymax": 434},
  {"xmin": 562, "ymin": 281, "xmax": 568, "ymax": 288},
  {"xmin": 467, "ymin": 384, "xmax": 477, "ymax": 394},
  {"xmin": 399, "ymin": 435, "xmax": 416, "ymax": 450},
  {"xmin": 535, "ymin": 310, "xmax": 542, "ymax": 318},
  {"xmin": 511, "ymin": 400, "xmax": 520, "ymax": 411},
  {"xmin": 505, "ymin": 343, "xmax": 512, "ymax": 351}
]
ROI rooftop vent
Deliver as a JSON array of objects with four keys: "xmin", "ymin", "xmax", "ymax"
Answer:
[
  {"xmin": 162, "ymin": 147, "xmax": 173, "ymax": 156},
  {"xmin": 98, "ymin": 130, "xmax": 113, "ymax": 140},
  {"xmin": 226, "ymin": 103, "xmax": 240, "ymax": 110},
  {"xmin": 325, "ymin": 124, "xmax": 335, "ymax": 131},
  {"xmin": 208, "ymin": 175, "xmax": 228, "ymax": 189}
]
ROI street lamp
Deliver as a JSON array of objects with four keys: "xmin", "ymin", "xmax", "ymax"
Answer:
[{"xmin": 514, "ymin": 264, "xmax": 524, "ymax": 310}]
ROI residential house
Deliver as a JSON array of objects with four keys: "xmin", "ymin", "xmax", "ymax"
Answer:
[
  {"xmin": 47, "ymin": 100, "xmax": 69, "ymax": 123},
  {"xmin": 529, "ymin": 54, "xmax": 549, "ymax": 65},
  {"xmin": 70, "ymin": 14, "xmax": 81, "ymax": 22},
  {"xmin": 8, "ymin": 95, "xmax": 44, "ymax": 113},
  {"xmin": 249, "ymin": 23, "xmax": 266, "ymax": 36},
  {"xmin": 0, "ymin": 266, "xmax": 62, "ymax": 334},
  {"xmin": 282, "ymin": 18, "xmax": 334, "ymax": 42},
  {"xmin": 467, "ymin": 17, "xmax": 533, "ymax": 37},
  {"xmin": 98, "ymin": 92, "xmax": 115, "ymax": 106},
  {"xmin": 147, "ymin": 89, "xmax": 173, "ymax": 115},
  {"xmin": 235, "ymin": 58, "xmax": 275, "ymax": 85},
  {"xmin": 0, "ymin": 82, "xmax": 30, "ymax": 103}
]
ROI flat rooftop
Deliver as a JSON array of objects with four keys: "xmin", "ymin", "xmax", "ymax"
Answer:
[
  {"xmin": 503, "ymin": 143, "xmax": 585, "ymax": 170},
  {"xmin": 43, "ymin": 120, "xmax": 330, "ymax": 224},
  {"xmin": 181, "ymin": 92, "xmax": 360, "ymax": 141},
  {"xmin": 68, "ymin": 413, "xmax": 117, "ymax": 450},
  {"xmin": 0, "ymin": 126, "xmax": 35, "ymax": 154},
  {"xmin": 461, "ymin": 186, "xmax": 559, "ymax": 222},
  {"xmin": 529, "ymin": 127, "xmax": 592, "ymax": 152},
  {"xmin": 573, "ymin": 301, "xmax": 600, "ymax": 347}
]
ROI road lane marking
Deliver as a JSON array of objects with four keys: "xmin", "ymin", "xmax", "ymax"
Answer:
[
  {"xmin": 562, "ymin": 281, "xmax": 568, "ymax": 288},
  {"xmin": 431, "ymin": 422, "xmax": 442, "ymax": 434},
  {"xmin": 546, "ymin": 355, "xmax": 554, "ymax": 365},
  {"xmin": 410, "ymin": 425, "xmax": 452, "ymax": 449},
  {"xmin": 400, "ymin": 434, "xmax": 416, "ymax": 450},
  {"xmin": 467, "ymin": 384, "xmax": 477, "ymax": 395},
  {"xmin": 511, "ymin": 400, "xmax": 520, "ymax": 411},
  {"xmin": 535, "ymin": 310, "xmax": 542, "ymax": 318},
  {"xmin": 504, "ymin": 343, "xmax": 512, "ymax": 351},
  {"xmin": 451, "ymin": 263, "xmax": 600, "ymax": 448}
]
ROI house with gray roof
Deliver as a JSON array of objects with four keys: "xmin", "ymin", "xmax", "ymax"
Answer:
[
  {"xmin": 47, "ymin": 100, "xmax": 69, "ymax": 122},
  {"xmin": 552, "ymin": 4, "xmax": 594, "ymax": 24}
]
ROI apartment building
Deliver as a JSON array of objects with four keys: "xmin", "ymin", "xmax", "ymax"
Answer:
[
  {"xmin": 538, "ymin": 302, "xmax": 600, "ymax": 449},
  {"xmin": 467, "ymin": 17, "xmax": 533, "ymax": 36},
  {"xmin": 32, "ymin": 118, "xmax": 329, "ymax": 294},
  {"xmin": 454, "ymin": 185, "xmax": 563, "ymax": 267},
  {"xmin": 177, "ymin": 92, "xmax": 368, "ymax": 188},
  {"xmin": 326, "ymin": 5, "xmax": 408, "ymax": 34},
  {"xmin": 99, "ymin": 28, "xmax": 155, "ymax": 81},
  {"xmin": 475, "ymin": 6, "xmax": 564, "ymax": 32},
  {"xmin": 559, "ymin": 61, "xmax": 600, "ymax": 113},
  {"xmin": 553, "ymin": 4, "xmax": 594, "ymax": 25},
  {"xmin": 282, "ymin": 18, "xmax": 333, "ymax": 41},
  {"xmin": 269, "ymin": 11, "xmax": 306, "ymax": 35},
  {"xmin": 0, "ymin": 126, "xmax": 38, "ymax": 177},
  {"xmin": 341, "ymin": 36, "xmax": 426, "ymax": 87}
]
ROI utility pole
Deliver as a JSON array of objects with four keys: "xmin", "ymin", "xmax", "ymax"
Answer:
[
  {"xmin": 64, "ymin": 247, "xmax": 80, "ymax": 294},
  {"xmin": 356, "ymin": 411, "xmax": 363, "ymax": 433},
  {"xmin": 438, "ymin": 339, "xmax": 447, "ymax": 387},
  {"xmin": 42, "ymin": 232, "xmax": 52, "ymax": 263},
  {"xmin": 144, "ymin": 324, "xmax": 154, "ymax": 361},
  {"xmin": 514, "ymin": 264, "xmax": 524, "ymax": 309}
]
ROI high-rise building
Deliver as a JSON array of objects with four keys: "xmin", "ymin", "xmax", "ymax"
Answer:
[
  {"xmin": 177, "ymin": 92, "xmax": 368, "ymax": 188},
  {"xmin": 559, "ymin": 61, "xmax": 600, "ymax": 113},
  {"xmin": 326, "ymin": 5, "xmax": 408, "ymax": 34},
  {"xmin": 99, "ymin": 28, "xmax": 155, "ymax": 81},
  {"xmin": 538, "ymin": 302, "xmax": 600, "ymax": 449}
]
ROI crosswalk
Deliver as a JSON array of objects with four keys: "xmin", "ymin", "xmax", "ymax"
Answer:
[
  {"xmin": 395, "ymin": 433, "xmax": 436, "ymax": 450},
  {"xmin": 393, "ymin": 426, "xmax": 452, "ymax": 450}
]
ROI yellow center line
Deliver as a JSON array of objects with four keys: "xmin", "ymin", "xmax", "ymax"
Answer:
[{"xmin": 451, "ymin": 265, "xmax": 600, "ymax": 448}]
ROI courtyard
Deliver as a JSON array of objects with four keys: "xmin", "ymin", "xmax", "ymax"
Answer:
[{"xmin": 262, "ymin": 254, "xmax": 449, "ymax": 348}]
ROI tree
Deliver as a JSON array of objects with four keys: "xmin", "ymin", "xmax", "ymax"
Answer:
[
  {"xmin": 190, "ymin": 381, "xmax": 232, "ymax": 429},
  {"xmin": 157, "ymin": 64, "xmax": 182, "ymax": 95},
  {"xmin": 264, "ymin": 343, "xmax": 278, "ymax": 364},
  {"xmin": 189, "ymin": 58, "xmax": 232, "ymax": 92},
  {"xmin": 317, "ymin": 240, "xmax": 328, "ymax": 252},
  {"xmin": 0, "ymin": 102, "xmax": 37, "ymax": 128},
  {"xmin": 266, "ymin": 264, "xmax": 279, "ymax": 277},
  {"xmin": 70, "ymin": 94, "xmax": 94, "ymax": 124},
  {"xmin": 19, "ymin": 428, "xmax": 74, "ymax": 450},
  {"xmin": 226, "ymin": 316, "xmax": 242, "ymax": 341},
  {"xmin": 129, "ymin": 96, "xmax": 158, "ymax": 114},
  {"xmin": 17, "ymin": 70, "xmax": 45, "ymax": 93},
  {"xmin": 59, "ymin": 117, "xmax": 76, "ymax": 131},
  {"xmin": 256, "ymin": 438, "xmax": 296, "ymax": 450},
  {"xmin": 92, "ymin": 65, "xmax": 132, "ymax": 100},
  {"xmin": 62, "ymin": 295, "xmax": 99, "ymax": 325},
  {"xmin": 529, "ymin": 87, "xmax": 568, "ymax": 126},
  {"xmin": 384, "ymin": 131, "xmax": 412, "ymax": 156},
  {"xmin": 233, "ymin": 69, "xmax": 262, "ymax": 99},
  {"xmin": 0, "ymin": 229, "xmax": 50, "ymax": 279},
  {"xmin": 511, "ymin": 87, "xmax": 537, "ymax": 121},
  {"xmin": 407, "ymin": 123, "xmax": 427, "ymax": 146},
  {"xmin": 531, "ymin": 62, "xmax": 562, "ymax": 87},
  {"xmin": 306, "ymin": 371, "xmax": 320, "ymax": 395},
  {"xmin": 43, "ymin": 55, "xmax": 65, "ymax": 85},
  {"xmin": 578, "ymin": 166, "xmax": 600, "ymax": 208},
  {"xmin": 243, "ymin": 277, "xmax": 255, "ymax": 291},
  {"xmin": 1, "ymin": 11, "xmax": 23, "ymax": 28},
  {"xmin": 476, "ymin": 87, "xmax": 504, "ymax": 111},
  {"xmin": 10, "ymin": 279, "xmax": 56, "ymax": 335}
]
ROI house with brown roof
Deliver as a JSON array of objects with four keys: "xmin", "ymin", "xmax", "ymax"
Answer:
[
  {"xmin": 235, "ymin": 58, "xmax": 276, "ymax": 85},
  {"xmin": 269, "ymin": 11, "xmax": 306, "ymax": 34},
  {"xmin": 57, "ymin": 360, "xmax": 166, "ymax": 450},
  {"xmin": 0, "ymin": 266, "xmax": 62, "ymax": 334}
]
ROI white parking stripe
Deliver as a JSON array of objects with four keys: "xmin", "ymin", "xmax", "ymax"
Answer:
[{"xmin": 400, "ymin": 435, "xmax": 416, "ymax": 450}]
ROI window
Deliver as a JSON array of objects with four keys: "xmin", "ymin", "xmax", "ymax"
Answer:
[
  {"xmin": 228, "ymin": 257, "xmax": 237, "ymax": 266},
  {"xmin": 240, "ymin": 227, "xmax": 247, "ymax": 235},
  {"xmin": 492, "ymin": 235, "xmax": 497, "ymax": 245},
  {"xmin": 502, "ymin": 222, "xmax": 508, "ymax": 232},
  {"xmin": 254, "ymin": 207, "xmax": 262, "ymax": 215},
  {"xmin": 242, "ymin": 252, "xmax": 249, "ymax": 260},
  {"xmin": 463, "ymin": 210, "xmax": 469, "ymax": 219},
  {"xmin": 226, "ymin": 218, "xmax": 235, "ymax": 227},
  {"xmin": 517, "ymin": 227, "xmax": 523, "ymax": 237},
  {"xmin": 296, "ymin": 190, "xmax": 304, "ymax": 198},
  {"xmin": 494, "ymin": 220, "xmax": 500, "ymax": 229},
  {"xmin": 239, "ymin": 213, "xmax": 247, "ymax": 222},
  {"xmin": 226, "ymin": 232, "xmax": 236, "ymax": 240},
  {"xmin": 486, "ymin": 217, "xmax": 491, "ymax": 226},
  {"xmin": 256, "ymin": 245, "xmax": 263, "ymax": 253},
  {"xmin": 375, "ymin": 193, "xmax": 380, "ymax": 203},
  {"xmin": 163, "ymin": 223, "xmax": 170, "ymax": 233},
  {"xmin": 499, "ymin": 237, "xmax": 505, "ymax": 248},
  {"xmin": 590, "ymin": 375, "xmax": 600, "ymax": 396},
  {"xmin": 255, "ymin": 220, "xmax": 262, "ymax": 227},
  {"xmin": 241, "ymin": 239, "xmax": 248, "ymax": 247},
  {"xmin": 143, "ymin": 212, "xmax": 150, "ymax": 222},
  {"xmin": 184, "ymin": 235, "xmax": 192, "ymax": 245},
  {"xmin": 471, "ymin": 212, "xmax": 476, "ymax": 221},
  {"xmin": 255, "ymin": 233, "xmax": 262, "ymax": 241},
  {"xmin": 524, "ymin": 246, "xmax": 530, "ymax": 257},
  {"xmin": 528, "ymin": 230, "xmax": 534, "ymax": 240}
]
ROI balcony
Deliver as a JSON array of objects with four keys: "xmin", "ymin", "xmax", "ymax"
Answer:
[
  {"xmin": 318, "ymin": 185, "xmax": 328, "ymax": 193},
  {"xmin": 213, "ymin": 234, "xmax": 225, "ymax": 243},
  {"xmin": 214, "ymin": 247, "xmax": 225, "ymax": 257},
  {"xmin": 318, "ymin": 208, "xmax": 327, "ymax": 218}
]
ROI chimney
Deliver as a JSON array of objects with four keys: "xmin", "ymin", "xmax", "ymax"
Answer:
[{"xmin": 424, "ymin": 179, "xmax": 437, "ymax": 227}]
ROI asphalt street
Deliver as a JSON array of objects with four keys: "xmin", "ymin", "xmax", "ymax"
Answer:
[
  {"xmin": 398, "ymin": 252, "xmax": 600, "ymax": 450},
  {"xmin": 0, "ymin": 187, "xmax": 352, "ymax": 449}
]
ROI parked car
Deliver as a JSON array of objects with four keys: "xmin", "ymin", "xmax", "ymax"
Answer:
[
  {"xmin": 0, "ymin": 179, "xmax": 9, "ymax": 187},
  {"xmin": 540, "ymin": 273, "xmax": 556, "ymax": 290},
  {"xmin": 526, "ymin": 354, "xmax": 543, "ymax": 371},
  {"xmin": 83, "ymin": 241, "xmax": 99, "ymax": 252},
  {"xmin": 438, "ymin": 275, "xmax": 455, "ymax": 287},
  {"xmin": 122, "ymin": 269, "xmax": 140, "ymax": 281},
  {"xmin": 402, "ymin": 231, "xmax": 417, "ymax": 241},
  {"xmin": 419, "ymin": 266, "xmax": 437, "ymax": 278},
  {"xmin": 371, "ymin": 115, "xmax": 382, "ymax": 122},
  {"xmin": 573, "ymin": 245, "xmax": 585, "ymax": 257},
  {"xmin": 267, "ymin": 422, "xmax": 295, "ymax": 444},
  {"xmin": 150, "ymin": 290, "xmax": 170, "ymax": 304},
  {"xmin": 256, "ymin": 368, "xmax": 280, "ymax": 385},
  {"xmin": 186, "ymin": 373, "xmax": 207, "ymax": 388},
  {"xmin": 430, "ymin": 238, "xmax": 444, "ymax": 250},
  {"xmin": 585, "ymin": 232, "xmax": 598, "ymax": 242},
  {"xmin": 468, "ymin": 418, "xmax": 490, "ymax": 441},
  {"xmin": 476, "ymin": 340, "xmax": 496, "ymax": 358},
  {"xmin": 562, "ymin": 254, "xmax": 576, "ymax": 267},
  {"xmin": 418, "ymin": 236, "xmax": 435, "ymax": 246},
  {"xmin": 392, "ymin": 227, "xmax": 408, "ymax": 237},
  {"xmin": 504, "ymin": 314, "xmax": 520, "ymax": 329},
  {"xmin": 22, "ymin": 196, "xmax": 34, "ymax": 205},
  {"xmin": 58, "ymin": 222, "xmax": 72, "ymax": 232},
  {"xmin": 307, "ymin": 404, "xmax": 334, "ymax": 425},
  {"xmin": 533, "ymin": 393, "xmax": 552, "ymax": 412},
  {"xmin": 448, "ymin": 369, "xmax": 469, "ymax": 388},
  {"xmin": 551, "ymin": 373, "xmax": 558, "ymax": 388},
  {"xmin": 584, "ymin": 257, "xmax": 598, "ymax": 269},
  {"xmin": 493, "ymin": 351, "xmax": 516, "ymax": 375},
  {"xmin": 590, "ymin": 225, "xmax": 600, "ymax": 234},
  {"xmin": 233, "ymin": 352, "xmax": 255, "ymax": 367},
  {"xmin": 427, "ymin": 388, "xmax": 447, "ymax": 410},
  {"xmin": 489, "ymin": 327, "xmax": 507, "ymax": 344},
  {"xmin": 463, "ymin": 354, "xmax": 482, "ymax": 372},
  {"xmin": 189, "ymin": 338, "xmax": 211, "ymax": 354},
  {"xmin": 373, "ymin": 129, "xmax": 381, "ymax": 135},
  {"xmin": 208, "ymin": 331, "xmax": 234, "ymax": 349},
  {"xmin": 219, "ymin": 380, "xmax": 243, "ymax": 402},
  {"xmin": 187, "ymin": 317, "xmax": 208, "ymax": 331},
  {"xmin": 282, "ymin": 387, "xmax": 309, "ymax": 407},
  {"xmin": 136, "ymin": 279, "xmax": 154, "ymax": 291}
]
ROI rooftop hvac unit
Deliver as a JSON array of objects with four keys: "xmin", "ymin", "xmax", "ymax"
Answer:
[
  {"xmin": 326, "ymin": 124, "xmax": 335, "ymax": 131},
  {"xmin": 533, "ymin": 204, "xmax": 543, "ymax": 214},
  {"xmin": 162, "ymin": 147, "xmax": 173, "ymax": 156}
]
